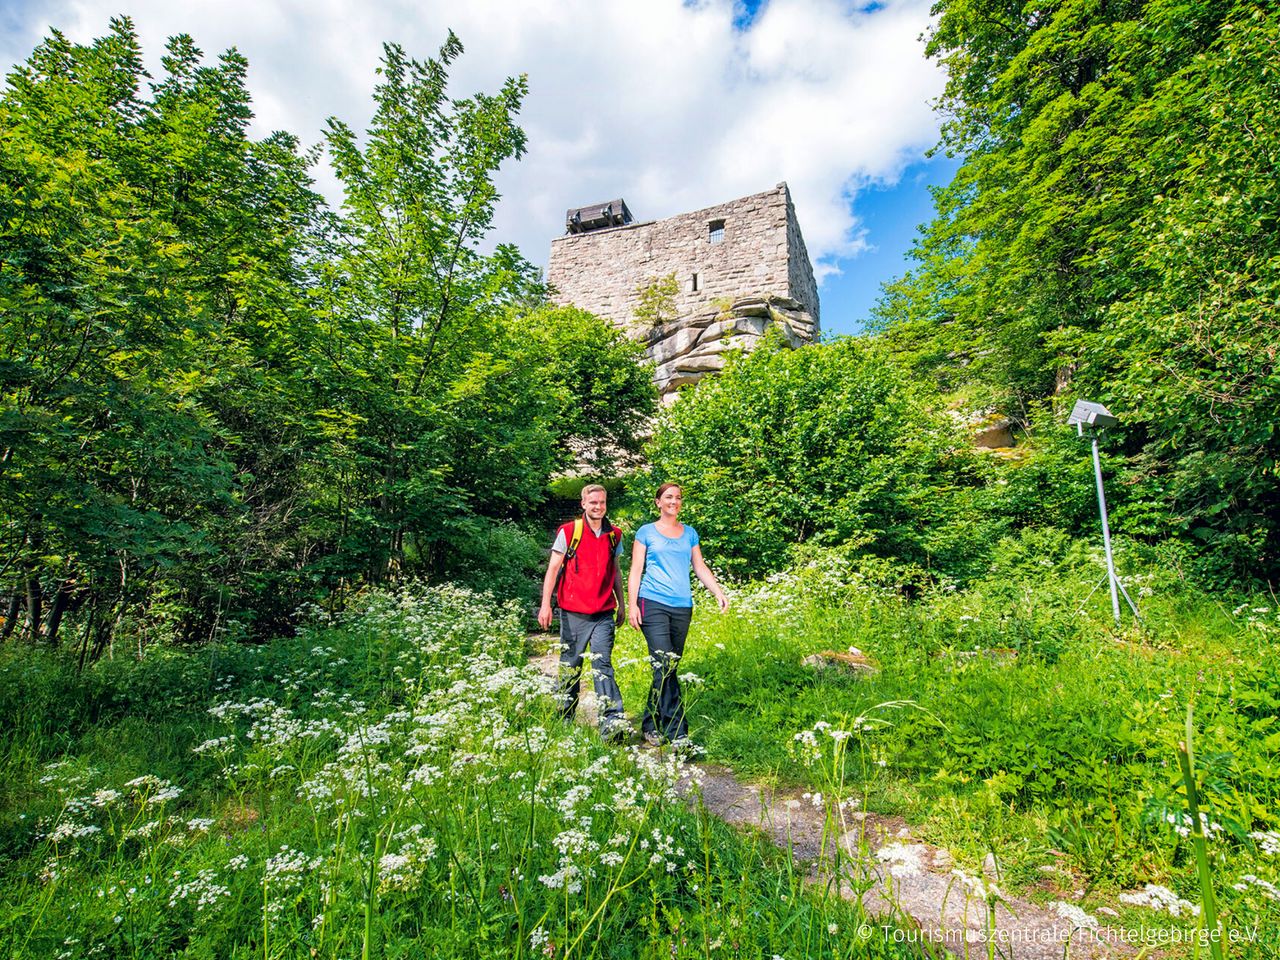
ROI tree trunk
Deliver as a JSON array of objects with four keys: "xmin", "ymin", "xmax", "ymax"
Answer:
[
  {"xmin": 44, "ymin": 579, "xmax": 76, "ymax": 648},
  {"xmin": 76, "ymin": 604, "xmax": 99, "ymax": 673},
  {"xmin": 88, "ymin": 612, "xmax": 113, "ymax": 665},
  {"xmin": 25, "ymin": 575, "xmax": 42, "ymax": 642},
  {"xmin": 0, "ymin": 592, "xmax": 21, "ymax": 643},
  {"xmin": 23, "ymin": 519, "xmax": 44, "ymax": 642}
]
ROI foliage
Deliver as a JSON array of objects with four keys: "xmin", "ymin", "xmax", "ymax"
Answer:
[
  {"xmin": 646, "ymin": 334, "xmax": 992, "ymax": 579},
  {"xmin": 984, "ymin": 405, "xmax": 1100, "ymax": 532},
  {"xmin": 1070, "ymin": 5, "xmax": 1280, "ymax": 583},
  {"xmin": 0, "ymin": 23, "xmax": 655, "ymax": 655},
  {"xmin": 0, "ymin": 18, "xmax": 324, "ymax": 649},
  {"xmin": 874, "ymin": 0, "xmax": 1280, "ymax": 583},
  {"xmin": 309, "ymin": 32, "xmax": 547, "ymax": 584},
  {"xmin": 434, "ymin": 521, "xmax": 546, "ymax": 607},
  {"xmin": 505, "ymin": 306, "xmax": 657, "ymax": 471},
  {"xmin": 633, "ymin": 273, "xmax": 680, "ymax": 330}
]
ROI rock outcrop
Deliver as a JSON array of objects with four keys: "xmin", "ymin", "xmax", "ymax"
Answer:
[{"xmin": 646, "ymin": 295, "xmax": 817, "ymax": 398}]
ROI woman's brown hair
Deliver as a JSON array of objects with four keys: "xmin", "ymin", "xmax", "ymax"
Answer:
[{"xmin": 655, "ymin": 482, "xmax": 682, "ymax": 500}]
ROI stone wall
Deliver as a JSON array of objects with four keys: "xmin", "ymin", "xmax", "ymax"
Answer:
[
  {"xmin": 785, "ymin": 195, "xmax": 820, "ymax": 326},
  {"xmin": 547, "ymin": 183, "xmax": 820, "ymax": 398}
]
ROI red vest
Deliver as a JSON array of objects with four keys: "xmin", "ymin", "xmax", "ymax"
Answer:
[{"xmin": 556, "ymin": 519, "xmax": 619, "ymax": 615}]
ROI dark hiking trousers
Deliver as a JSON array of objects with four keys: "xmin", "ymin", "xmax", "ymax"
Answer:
[
  {"xmin": 558, "ymin": 610, "xmax": 625, "ymax": 730},
  {"xmin": 638, "ymin": 598, "xmax": 692, "ymax": 741}
]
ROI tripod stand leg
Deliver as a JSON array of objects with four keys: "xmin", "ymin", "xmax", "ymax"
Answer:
[{"xmin": 1115, "ymin": 579, "xmax": 1142, "ymax": 622}]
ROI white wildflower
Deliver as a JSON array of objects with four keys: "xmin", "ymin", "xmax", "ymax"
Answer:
[
  {"xmin": 1250, "ymin": 830, "xmax": 1279, "ymax": 857},
  {"xmin": 168, "ymin": 869, "xmax": 230, "ymax": 911},
  {"xmin": 1232, "ymin": 874, "xmax": 1279, "ymax": 901},
  {"xmin": 1050, "ymin": 901, "xmax": 1099, "ymax": 930},
  {"xmin": 1118, "ymin": 884, "xmax": 1199, "ymax": 917},
  {"xmin": 876, "ymin": 843, "xmax": 926, "ymax": 878}
]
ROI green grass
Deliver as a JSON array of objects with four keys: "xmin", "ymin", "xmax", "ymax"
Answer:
[
  {"xmin": 0, "ymin": 585, "xmax": 912, "ymax": 960},
  {"xmin": 608, "ymin": 541, "xmax": 1279, "ymax": 957},
  {"xmin": 4, "ymin": 536, "xmax": 1277, "ymax": 959}
]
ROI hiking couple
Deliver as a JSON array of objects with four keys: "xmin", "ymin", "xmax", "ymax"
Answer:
[{"xmin": 537, "ymin": 483, "xmax": 728, "ymax": 748}]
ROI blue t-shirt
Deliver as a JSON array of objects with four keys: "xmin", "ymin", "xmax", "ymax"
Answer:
[{"xmin": 636, "ymin": 522, "xmax": 700, "ymax": 608}]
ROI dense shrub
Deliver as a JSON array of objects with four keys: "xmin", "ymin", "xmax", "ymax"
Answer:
[{"xmin": 647, "ymin": 334, "xmax": 994, "ymax": 579}]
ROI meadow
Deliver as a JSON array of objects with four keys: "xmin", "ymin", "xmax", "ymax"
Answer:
[
  {"xmin": 607, "ymin": 534, "xmax": 1279, "ymax": 956},
  {"xmin": 0, "ymin": 585, "xmax": 913, "ymax": 960},
  {"xmin": 1, "ymin": 538, "xmax": 1276, "ymax": 958}
]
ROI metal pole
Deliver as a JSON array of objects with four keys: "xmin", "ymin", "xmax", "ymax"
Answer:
[{"xmin": 1091, "ymin": 431, "xmax": 1122, "ymax": 624}]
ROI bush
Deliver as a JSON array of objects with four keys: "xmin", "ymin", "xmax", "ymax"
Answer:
[
  {"xmin": 440, "ymin": 520, "xmax": 545, "ymax": 606},
  {"xmin": 647, "ymin": 334, "xmax": 993, "ymax": 579}
]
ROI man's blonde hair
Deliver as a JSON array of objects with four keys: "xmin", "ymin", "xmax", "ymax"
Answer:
[{"xmin": 580, "ymin": 483, "xmax": 607, "ymax": 501}]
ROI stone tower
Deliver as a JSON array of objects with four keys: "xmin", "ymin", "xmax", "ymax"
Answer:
[{"xmin": 547, "ymin": 183, "xmax": 820, "ymax": 399}]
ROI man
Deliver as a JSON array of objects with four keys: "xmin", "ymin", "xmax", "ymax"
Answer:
[{"xmin": 538, "ymin": 484, "xmax": 629, "ymax": 741}]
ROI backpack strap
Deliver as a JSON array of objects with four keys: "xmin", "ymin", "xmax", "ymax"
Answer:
[
  {"xmin": 603, "ymin": 520, "xmax": 623, "ymax": 586},
  {"xmin": 565, "ymin": 517, "xmax": 585, "ymax": 561}
]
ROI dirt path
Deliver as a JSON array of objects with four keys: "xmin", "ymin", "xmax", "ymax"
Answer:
[{"xmin": 532, "ymin": 644, "xmax": 1136, "ymax": 959}]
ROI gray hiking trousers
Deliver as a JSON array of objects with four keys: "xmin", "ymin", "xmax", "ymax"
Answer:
[{"xmin": 557, "ymin": 610, "xmax": 625, "ymax": 729}]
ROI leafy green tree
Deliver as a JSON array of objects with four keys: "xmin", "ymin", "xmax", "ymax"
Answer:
[
  {"xmin": 505, "ymin": 305, "xmax": 656, "ymax": 471},
  {"xmin": 877, "ymin": 0, "xmax": 1239, "ymax": 404},
  {"xmin": 0, "ymin": 19, "xmax": 322, "ymax": 650},
  {"xmin": 633, "ymin": 273, "xmax": 680, "ymax": 331},
  {"xmin": 312, "ymin": 34, "xmax": 551, "ymax": 583},
  {"xmin": 308, "ymin": 36, "xmax": 658, "ymax": 588},
  {"xmin": 646, "ymin": 334, "xmax": 988, "ymax": 578},
  {"xmin": 876, "ymin": 0, "xmax": 1280, "ymax": 582},
  {"xmin": 1071, "ymin": 4, "xmax": 1280, "ymax": 580}
]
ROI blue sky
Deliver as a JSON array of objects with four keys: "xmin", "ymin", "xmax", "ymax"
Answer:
[
  {"xmin": 822, "ymin": 153, "xmax": 959, "ymax": 333},
  {"xmin": 1, "ymin": 0, "xmax": 952, "ymax": 338}
]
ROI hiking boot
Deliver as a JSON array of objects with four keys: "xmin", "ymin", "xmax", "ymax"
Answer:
[{"xmin": 643, "ymin": 731, "xmax": 663, "ymax": 747}]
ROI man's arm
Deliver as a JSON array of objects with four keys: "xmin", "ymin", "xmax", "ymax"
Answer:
[{"xmin": 538, "ymin": 550, "xmax": 566, "ymax": 630}]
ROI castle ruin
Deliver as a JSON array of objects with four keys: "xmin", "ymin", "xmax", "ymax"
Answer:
[{"xmin": 547, "ymin": 183, "xmax": 820, "ymax": 399}]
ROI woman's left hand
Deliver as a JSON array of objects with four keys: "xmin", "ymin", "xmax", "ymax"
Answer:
[{"xmin": 715, "ymin": 592, "xmax": 729, "ymax": 612}]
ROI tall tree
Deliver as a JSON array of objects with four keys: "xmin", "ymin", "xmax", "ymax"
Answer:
[
  {"xmin": 879, "ymin": 0, "xmax": 1238, "ymax": 406},
  {"xmin": 1074, "ymin": 4, "xmax": 1280, "ymax": 579},
  {"xmin": 876, "ymin": 0, "xmax": 1279, "ymax": 581},
  {"xmin": 314, "ymin": 34, "xmax": 542, "ymax": 582},
  {"xmin": 0, "ymin": 19, "xmax": 322, "ymax": 650}
]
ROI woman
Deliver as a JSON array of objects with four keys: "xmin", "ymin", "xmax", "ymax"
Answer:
[{"xmin": 628, "ymin": 483, "xmax": 728, "ymax": 747}]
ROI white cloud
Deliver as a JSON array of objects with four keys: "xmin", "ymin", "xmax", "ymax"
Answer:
[{"xmin": 1, "ymin": 0, "xmax": 944, "ymax": 285}]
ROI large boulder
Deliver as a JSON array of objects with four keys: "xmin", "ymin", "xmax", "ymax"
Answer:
[{"xmin": 647, "ymin": 295, "xmax": 818, "ymax": 400}]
